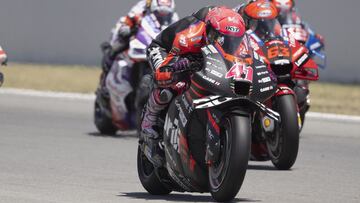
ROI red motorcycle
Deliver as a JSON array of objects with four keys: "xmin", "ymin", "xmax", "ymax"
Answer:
[{"xmin": 248, "ymin": 21, "xmax": 319, "ymax": 169}]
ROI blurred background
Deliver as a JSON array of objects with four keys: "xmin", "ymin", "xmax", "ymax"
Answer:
[{"xmin": 0, "ymin": 0, "xmax": 359, "ymax": 83}]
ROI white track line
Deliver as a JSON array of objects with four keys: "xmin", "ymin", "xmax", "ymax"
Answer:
[
  {"xmin": 307, "ymin": 112, "xmax": 360, "ymax": 123},
  {"xmin": 0, "ymin": 88, "xmax": 95, "ymax": 100},
  {"xmin": 1, "ymin": 88, "xmax": 360, "ymax": 122}
]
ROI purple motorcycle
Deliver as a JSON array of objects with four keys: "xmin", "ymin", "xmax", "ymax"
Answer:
[{"xmin": 94, "ymin": 14, "xmax": 164, "ymax": 134}]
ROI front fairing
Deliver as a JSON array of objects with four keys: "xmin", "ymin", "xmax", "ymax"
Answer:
[
  {"xmin": 192, "ymin": 45, "xmax": 235, "ymax": 97},
  {"xmin": 192, "ymin": 44, "xmax": 276, "ymax": 103},
  {"xmin": 249, "ymin": 29, "xmax": 319, "ymax": 81}
]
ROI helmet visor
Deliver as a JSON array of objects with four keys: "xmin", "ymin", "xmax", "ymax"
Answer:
[
  {"xmin": 256, "ymin": 19, "xmax": 280, "ymax": 38},
  {"xmin": 152, "ymin": 10, "xmax": 173, "ymax": 25},
  {"xmin": 216, "ymin": 34, "xmax": 244, "ymax": 55}
]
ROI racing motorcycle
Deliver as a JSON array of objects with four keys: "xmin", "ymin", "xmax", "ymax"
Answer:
[
  {"xmin": 0, "ymin": 68, "xmax": 3, "ymax": 87},
  {"xmin": 137, "ymin": 41, "xmax": 279, "ymax": 202},
  {"xmin": 248, "ymin": 21, "xmax": 319, "ymax": 169},
  {"xmin": 282, "ymin": 24, "xmax": 326, "ymax": 68},
  {"xmin": 94, "ymin": 14, "xmax": 163, "ymax": 134},
  {"xmin": 282, "ymin": 24, "xmax": 326, "ymax": 127},
  {"xmin": 0, "ymin": 46, "xmax": 6, "ymax": 87}
]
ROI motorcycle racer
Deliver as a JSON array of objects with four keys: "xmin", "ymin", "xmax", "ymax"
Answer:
[
  {"xmin": 236, "ymin": 0, "xmax": 319, "ymax": 130},
  {"xmin": 0, "ymin": 46, "xmax": 7, "ymax": 87},
  {"xmin": 235, "ymin": 0, "xmax": 281, "ymax": 36},
  {"xmin": 0, "ymin": 46, "xmax": 7, "ymax": 65},
  {"xmin": 98, "ymin": 0, "xmax": 179, "ymax": 100},
  {"xmin": 141, "ymin": 6, "xmax": 248, "ymax": 166},
  {"xmin": 270, "ymin": 0, "xmax": 325, "ymax": 127},
  {"xmin": 270, "ymin": 0, "xmax": 324, "ymax": 45}
]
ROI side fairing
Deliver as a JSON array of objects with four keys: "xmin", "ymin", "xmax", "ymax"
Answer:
[
  {"xmin": 163, "ymin": 94, "xmax": 208, "ymax": 192},
  {"xmin": 250, "ymin": 56, "xmax": 277, "ymax": 102}
]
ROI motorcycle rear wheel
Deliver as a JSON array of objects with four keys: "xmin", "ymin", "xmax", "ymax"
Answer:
[
  {"xmin": 137, "ymin": 146, "xmax": 171, "ymax": 195},
  {"xmin": 268, "ymin": 95, "xmax": 299, "ymax": 170},
  {"xmin": 209, "ymin": 115, "xmax": 251, "ymax": 202}
]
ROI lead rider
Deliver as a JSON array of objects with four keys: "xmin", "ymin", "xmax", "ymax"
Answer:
[{"xmin": 141, "ymin": 6, "xmax": 247, "ymax": 166}]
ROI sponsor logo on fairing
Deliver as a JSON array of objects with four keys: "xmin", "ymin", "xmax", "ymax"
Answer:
[
  {"xmin": 260, "ymin": 86, "xmax": 274, "ymax": 92},
  {"xmin": 295, "ymin": 53, "xmax": 309, "ymax": 67},
  {"xmin": 175, "ymin": 100, "xmax": 188, "ymax": 127},
  {"xmin": 258, "ymin": 77, "xmax": 271, "ymax": 84},
  {"xmin": 257, "ymin": 71, "xmax": 269, "ymax": 76},
  {"xmin": 202, "ymin": 75, "xmax": 220, "ymax": 86},
  {"xmin": 205, "ymin": 67, "xmax": 223, "ymax": 78},
  {"xmin": 164, "ymin": 116, "xmax": 180, "ymax": 153}
]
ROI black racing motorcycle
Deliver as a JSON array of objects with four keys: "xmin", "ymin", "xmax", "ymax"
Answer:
[{"xmin": 137, "ymin": 44, "xmax": 279, "ymax": 202}]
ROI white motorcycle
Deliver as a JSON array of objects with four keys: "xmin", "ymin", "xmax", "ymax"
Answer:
[{"xmin": 94, "ymin": 14, "xmax": 166, "ymax": 134}]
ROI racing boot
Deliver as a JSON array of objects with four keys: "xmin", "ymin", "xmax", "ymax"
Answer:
[{"xmin": 140, "ymin": 88, "xmax": 173, "ymax": 167}]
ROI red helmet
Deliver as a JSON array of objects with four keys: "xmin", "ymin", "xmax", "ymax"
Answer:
[
  {"xmin": 205, "ymin": 7, "xmax": 246, "ymax": 56},
  {"xmin": 243, "ymin": 0, "xmax": 281, "ymax": 39},
  {"xmin": 271, "ymin": 0, "xmax": 294, "ymax": 14}
]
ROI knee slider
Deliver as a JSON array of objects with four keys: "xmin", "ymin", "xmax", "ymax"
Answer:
[{"xmin": 158, "ymin": 89, "xmax": 173, "ymax": 104}]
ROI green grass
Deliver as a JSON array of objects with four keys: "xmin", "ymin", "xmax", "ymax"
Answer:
[
  {"xmin": 310, "ymin": 82, "xmax": 360, "ymax": 116},
  {"xmin": 2, "ymin": 63, "xmax": 101, "ymax": 93},
  {"xmin": 1, "ymin": 63, "xmax": 360, "ymax": 115}
]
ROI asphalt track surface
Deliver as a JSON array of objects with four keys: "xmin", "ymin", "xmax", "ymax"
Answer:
[{"xmin": 0, "ymin": 93, "xmax": 359, "ymax": 203}]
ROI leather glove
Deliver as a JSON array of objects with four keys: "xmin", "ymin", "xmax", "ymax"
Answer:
[
  {"xmin": 118, "ymin": 25, "xmax": 132, "ymax": 39},
  {"xmin": 173, "ymin": 55, "xmax": 204, "ymax": 72},
  {"xmin": 155, "ymin": 67, "xmax": 174, "ymax": 87},
  {"xmin": 173, "ymin": 57, "xmax": 191, "ymax": 72}
]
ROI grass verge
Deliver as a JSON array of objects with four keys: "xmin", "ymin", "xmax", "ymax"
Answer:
[
  {"xmin": 310, "ymin": 82, "xmax": 360, "ymax": 116},
  {"xmin": 1, "ymin": 63, "xmax": 101, "ymax": 93},
  {"xmin": 1, "ymin": 63, "xmax": 360, "ymax": 115}
]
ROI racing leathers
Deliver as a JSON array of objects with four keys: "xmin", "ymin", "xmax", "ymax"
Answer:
[
  {"xmin": 276, "ymin": 8, "xmax": 324, "ymax": 45},
  {"xmin": 98, "ymin": 0, "xmax": 179, "ymax": 120},
  {"xmin": 103, "ymin": 0, "xmax": 179, "ymax": 73},
  {"xmin": 141, "ymin": 6, "xmax": 248, "ymax": 166}
]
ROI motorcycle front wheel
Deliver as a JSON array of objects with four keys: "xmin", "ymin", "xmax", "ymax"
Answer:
[
  {"xmin": 267, "ymin": 94, "xmax": 299, "ymax": 170},
  {"xmin": 137, "ymin": 146, "xmax": 171, "ymax": 195},
  {"xmin": 94, "ymin": 98, "xmax": 117, "ymax": 135},
  {"xmin": 209, "ymin": 115, "xmax": 251, "ymax": 202}
]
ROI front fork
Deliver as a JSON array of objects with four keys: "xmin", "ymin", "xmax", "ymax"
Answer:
[
  {"xmin": 294, "ymin": 80, "xmax": 311, "ymax": 127},
  {"xmin": 262, "ymin": 85, "xmax": 302, "ymax": 133}
]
